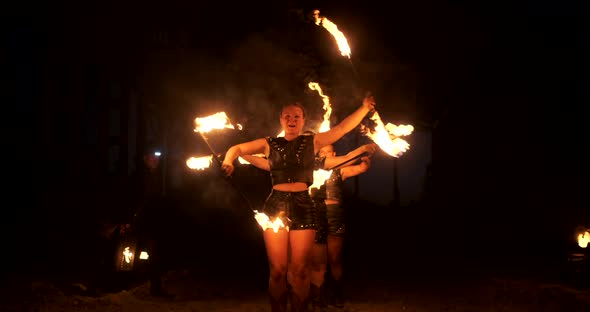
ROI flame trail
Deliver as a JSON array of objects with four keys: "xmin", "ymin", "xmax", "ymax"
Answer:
[{"xmin": 314, "ymin": 10, "xmax": 351, "ymax": 59}]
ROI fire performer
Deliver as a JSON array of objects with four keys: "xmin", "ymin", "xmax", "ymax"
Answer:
[
  {"xmin": 310, "ymin": 144, "xmax": 375, "ymax": 310},
  {"xmin": 241, "ymin": 143, "xmax": 377, "ymax": 311},
  {"xmin": 221, "ymin": 96, "xmax": 376, "ymax": 312}
]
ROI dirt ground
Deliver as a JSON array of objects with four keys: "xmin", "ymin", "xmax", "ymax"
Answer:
[{"xmin": 2, "ymin": 265, "xmax": 590, "ymax": 312}]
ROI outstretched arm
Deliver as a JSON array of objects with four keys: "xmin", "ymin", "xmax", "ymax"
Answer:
[
  {"xmin": 314, "ymin": 94, "xmax": 376, "ymax": 153},
  {"xmin": 221, "ymin": 138, "xmax": 268, "ymax": 176},
  {"xmin": 323, "ymin": 143, "xmax": 377, "ymax": 170},
  {"xmin": 240, "ymin": 154, "xmax": 270, "ymax": 171},
  {"xmin": 341, "ymin": 156, "xmax": 372, "ymax": 180}
]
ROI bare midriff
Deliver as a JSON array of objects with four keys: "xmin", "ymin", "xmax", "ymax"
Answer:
[{"xmin": 272, "ymin": 182, "xmax": 308, "ymax": 192}]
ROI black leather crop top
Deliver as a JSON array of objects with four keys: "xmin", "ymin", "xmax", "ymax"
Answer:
[{"xmin": 267, "ymin": 134, "xmax": 316, "ymax": 186}]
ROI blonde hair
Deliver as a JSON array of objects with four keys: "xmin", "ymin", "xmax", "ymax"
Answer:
[{"xmin": 280, "ymin": 102, "xmax": 306, "ymax": 118}]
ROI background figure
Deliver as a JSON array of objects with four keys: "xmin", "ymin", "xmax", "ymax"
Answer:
[
  {"xmin": 310, "ymin": 144, "xmax": 375, "ymax": 310},
  {"xmin": 131, "ymin": 146, "xmax": 175, "ymax": 299},
  {"xmin": 221, "ymin": 96, "xmax": 375, "ymax": 312}
]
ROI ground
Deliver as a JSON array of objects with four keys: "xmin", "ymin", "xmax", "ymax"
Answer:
[{"xmin": 2, "ymin": 263, "xmax": 589, "ymax": 312}]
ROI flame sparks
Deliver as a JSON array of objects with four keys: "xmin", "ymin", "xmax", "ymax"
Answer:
[
  {"xmin": 139, "ymin": 251, "xmax": 149, "ymax": 260},
  {"xmin": 186, "ymin": 155, "xmax": 213, "ymax": 170},
  {"xmin": 363, "ymin": 111, "xmax": 413, "ymax": 158},
  {"xmin": 578, "ymin": 231, "xmax": 589, "ymax": 248},
  {"xmin": 194, "ymin": 112, "xmax": 240, "ymax": 133},
  {"xmin": 254, "ymin": 210, "xmax": 288, "ymax": 233},
  {"xmin": 314, "ymin": 10, "xmax": 351, "ymax": 59}
]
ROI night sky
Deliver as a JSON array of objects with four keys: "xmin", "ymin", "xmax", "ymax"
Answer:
[{"xmin": 4, "ymin": 0, "xmax": 589, "ymax": 278}]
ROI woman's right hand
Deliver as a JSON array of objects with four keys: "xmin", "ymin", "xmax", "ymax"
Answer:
[
  {"xmin": 221, "ymin": 161, "xmax": 235, "ymax": 177},
  {"xmin": 363, "ymin": 143, "xmax": 379, "ymax": 156},
  {"xmin": 362, "ymin": 94, "xmax": 376, "ymax": 111}
]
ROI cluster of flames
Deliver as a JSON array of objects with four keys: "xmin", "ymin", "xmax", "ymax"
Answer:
[{"xmin": 186, "ymin": 10, "xmax": 414, "ymax": 233}]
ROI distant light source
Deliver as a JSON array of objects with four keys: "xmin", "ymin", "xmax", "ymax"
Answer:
[
  {"xmin": 139, "ymin": 251, "xmax": 149, "ymax": 260},
  {"xmin": 154, "ymin": 151, "xmax": 162, "ymax": 157},
  {"xmin": 578, "ymin": 230, "xmax": 589, "ymax": 248}
]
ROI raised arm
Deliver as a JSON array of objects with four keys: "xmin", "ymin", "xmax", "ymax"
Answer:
[
  {"xmin": 221, "ymin": 138, "xmax": 268, "ymax": 176},
  {"xmin": 314, "ymin": 94, "xmax": 376, "ymax": 153}
]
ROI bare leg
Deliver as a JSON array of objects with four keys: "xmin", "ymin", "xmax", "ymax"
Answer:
[
  {"xmin": 263, "ymin": 229, "xmax": 290, "ymax": 301},
  {"xmin": 310, "ymin": 242, "xmax": 327, "ymax": 287},
  {"xmin": 327, "ymin": 235, "xmax": 344, "ymax": 281},
  {"xmin": 289, "ymin": 229, "xmax": 316, "ymax": 307}
]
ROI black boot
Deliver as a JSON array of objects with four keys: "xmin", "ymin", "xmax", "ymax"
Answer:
[
  {"xmin": 290, "ymin": 291, "xmax": 310, "ymax": 312},
  {"xmin": 310, "ymin": 283, "xmax": 327, "ymax": 312},
  {"xmin": 330, "ymin": 279, "xmax": 344, "ymax": 308},
  {"xmin": 269, "ymin": 291, "xmax": 288, "ymax": 312}
]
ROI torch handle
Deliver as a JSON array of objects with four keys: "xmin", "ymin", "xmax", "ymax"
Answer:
[
  {"xmin": 197, "ymin": 131, "xmax": 256, "ymax": 212},
  {"xmin": 327, "ymin": 152, "xmax": 368, "ymax": 171}
]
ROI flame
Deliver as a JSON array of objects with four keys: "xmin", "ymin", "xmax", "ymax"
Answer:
[
  {"xmin": 308, "ymin": 82, "xmax": 332, "ymax": 133},
  {"xmin": 309, "ymin": 169, "xmax": 333, "ymax": 195},
  {"xmin": 122, "ymin": 246, "xmax": 133, "ymax": 264},
  {"xmin": 194, "ymin": 111, "xmax": 240, "ymax": 133},
  {"xmin": 139, "ymin": 251, "xmax": 149, "ymax": 260},
  {"xmin": 314, "ymin": 10, "xmax": 351, "ymax": 59},
  {"xmin": 186, "ymin": 155, "xmax": 213, "ymax": 170},
  {"xmin": 578, "ymin": 231, "xmax": 589, "ymax": 248},
  {"xmin": 254, "ymin": 210, "xmax": 288, "ymax": 233},
  {"xmin": 364, "ymin": 111, "xmax": 413, "ymax": 157},
  {"xmin": 385, "ymin": 123, "xmax": 414, "ymax": 137}
]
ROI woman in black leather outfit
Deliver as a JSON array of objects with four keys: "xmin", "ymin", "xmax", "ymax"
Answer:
[
  {"xmin": 309, "ymin": 144, "xmax": 374, "ymax": 310},
  {"xmin": 221, "ymin": 96, "xmax": 375, "ymax": 312}
]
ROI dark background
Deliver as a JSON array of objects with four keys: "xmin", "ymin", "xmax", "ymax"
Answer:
[{"xmin": 3, "ymin": 0, "xmax": 589, "ymax": 285}]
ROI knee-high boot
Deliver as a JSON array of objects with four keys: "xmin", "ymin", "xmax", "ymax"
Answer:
[
  {"xmin": 310, "ymin": 283, "xmax": 327, "ymax": 311},
  {"xmin": 290, "ymin": 291, "xmax": 310, "ymax": 312},
  {"xmin": 269, "ymin": 291, "xmax": 288, "ymax": 312}
]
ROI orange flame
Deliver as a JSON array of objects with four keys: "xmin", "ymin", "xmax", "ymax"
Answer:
[
  {"xmin": 194, "ymin": 111, "xmax": 241, "ymax": 133},
  {"xmin": 308, "ymin": 82, "xmax": 332, "ymax": 133},
  {"xmin": 186, "ymin": 155, "xmax": 213, "ymax": 170},
  {"xmin": 254, "ymin": 210, "xmax": 288, "ymax": 233},
  {"xmin": 364, "ymin": 111, "xmax": 413, "ymax": 157},
  {"xmin": 578, "ymin": 231, "xmax": 589, "ymax": 248},
  {"xmin": 310, "ymin": 169, "xmax": 333, "ymax": 194},
  {"xmin": 314, "ymin": 10, "xmax": 351, "ymax": 59}
]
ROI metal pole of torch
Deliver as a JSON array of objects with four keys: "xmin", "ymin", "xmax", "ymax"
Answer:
[
  {"xmin": 196, "ymin": 132, "xmax": 255, "ymax": 212},
  {"xmin": 327, "ymin": 151, "xmax": 369, "ymax": 171}
]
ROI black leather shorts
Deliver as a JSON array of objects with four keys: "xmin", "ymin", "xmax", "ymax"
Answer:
[
  {"xmin": 326, "ymin": 203, "xmax": 346, "ymax": 236},
  {"xmin": 263, "ymin": 189, "xmax": 317, "ymax": 231}
]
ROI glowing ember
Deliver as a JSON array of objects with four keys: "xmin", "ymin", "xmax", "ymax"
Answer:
[
  {"xmin": 313, "ymin": 10, "xmax": 351, "ymax": 59},
  {"xmin": 364, "ymin": 111, "xmax": 412, "ymax": 158},
  {"xmin": 194, "ymin": 111, "xmax": 240, "ymax": 133},
  {"xmin": 122, "ymin": 247, "xmax": 133, "ymax": 264},
  {"xmin": 254, "ymin": 210, "xmax": 288, "ymax": 233},
  {"xmin": 308, "ymin": 82, "xmax": 332, "ymax": 133},
  {"xmin": 186, "ymin": 155, "xmax": 213, "ymax": 170},
  {"xmin": 139, "ymin": 251, "xmax": 149, "ymax": 260},
  {"xmin": 578, "ymin": 231, "xmax": 589, "ymax": 248}
]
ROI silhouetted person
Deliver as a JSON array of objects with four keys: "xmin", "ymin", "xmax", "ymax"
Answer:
[{"xmin": 131, "ymin": 146, "xmax": 175, "ymax": 299}]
